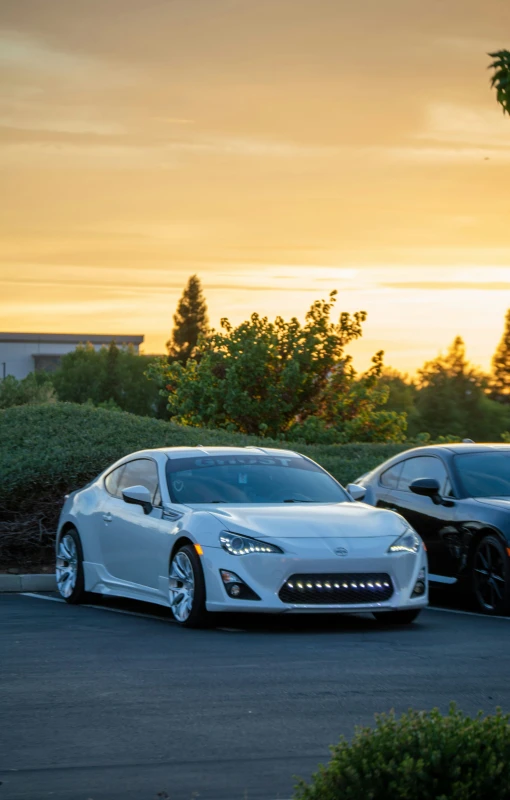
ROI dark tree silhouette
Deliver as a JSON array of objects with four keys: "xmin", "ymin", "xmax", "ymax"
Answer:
[
  {"xmin": 167, "ymin": 275, "xmax": 209, "ymax": 364},
  {"xmin": 492, "ymin": 309, "xmax": 510, "ymax": 402}
]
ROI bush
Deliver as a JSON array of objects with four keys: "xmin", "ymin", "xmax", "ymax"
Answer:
[
  {"xmin": 0, "ymin": 403, "xmax": 409, "ymax": 568},
  {"xmin": 295, "ymin": 704, "xmax": 510, "ymax": 800},
  {"xmin": 0, "ymin": 373, "xmax": 55, "ymax": 409}
]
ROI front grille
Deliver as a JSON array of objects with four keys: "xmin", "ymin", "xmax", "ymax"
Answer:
[{"xmin": 279, "ymin": 573, "xmax": 393, "ymax": 605}]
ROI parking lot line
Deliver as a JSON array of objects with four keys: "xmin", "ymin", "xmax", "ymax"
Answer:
[
  {"xmin": 428, "ymin": 605, "xmax": 510, "ymax": 621},
  {"xmin": 20, "ymin": 592, "xmax": 63, "ymax": 603},
  {"xmin": 20, "ymin": 592, "xmax": 175, "ymax": 623}
]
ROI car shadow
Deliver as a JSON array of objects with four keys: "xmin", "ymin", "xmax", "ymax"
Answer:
[{"xmin": 85, "ymin": 593, "xmax": 428, "ymax": 634}]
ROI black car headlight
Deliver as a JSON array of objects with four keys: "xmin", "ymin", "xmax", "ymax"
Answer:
[{"xmin": 219, "ymin": 531, "xmax": 283, "ymax": 556}]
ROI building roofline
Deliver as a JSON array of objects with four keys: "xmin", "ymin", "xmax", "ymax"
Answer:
[{"xmin": 0, "ymin": 333, "xmax": 144, "ymax": 345}]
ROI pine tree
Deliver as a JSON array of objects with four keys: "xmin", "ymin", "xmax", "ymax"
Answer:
[
  {"xmin": 167, "ymin": 275, "xmax": 209, "ymax": 363},
  {"xmin": 492, "ymin": 309, "xmax": 510, "ymax": 402}
]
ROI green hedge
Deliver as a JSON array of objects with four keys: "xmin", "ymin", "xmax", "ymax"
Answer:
[
  {"xmin": 296, "ymin": 705, "xmax": 510, "ymax": 800},
  {"xmin": 0, "ymin": 403, "xmax": 410, "ymax": 567},
  {"xmin": 0, "ymin": 402, "xmax": 410, "ymax": 504}
]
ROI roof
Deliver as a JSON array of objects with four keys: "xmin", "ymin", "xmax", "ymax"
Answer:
[
  {"xmin": 158, "ymin": 445, "xmax": 301, "ymax": 459},
  {"xmin": 0, "ymin": 332, "xmax": 144, "ymax": 345},
  {"xmin": 428, "ymin": 443, "xmax": 510, "ymax": 454},
  {"xmin": 386, "ymin": 443, "xmax": 510, "ymax": 460}
]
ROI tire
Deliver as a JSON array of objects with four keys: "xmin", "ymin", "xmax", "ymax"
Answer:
[
  {"xmin": 472, "ymin": 534, "xmax": 510, "ymax": 615},
  {"xmin": 169, "ymin": 544, "xmax": 208, "ymax": 628},
  {"xmin": 56, "ymin": 527, "xmax": 89, "ymax": 604},
  {"xmin": 373, "ymin": 609, "xmax": 422, "ymax": 625}
]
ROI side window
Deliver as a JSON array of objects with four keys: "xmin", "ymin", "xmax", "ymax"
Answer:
[
  {"xmin": 380, "ymin": 462, "xmax": 404, "ymax": 489},
  {"xmin": 399, "ymin": 457, "xmax": 448, "ymax": 493},
  {"xmin": 104, "ymin": 465, "xmax": 125, "ymax": 498},
  {"xmin": 117, "ymin": 459, "xmax": 161, "ymax": 505}
]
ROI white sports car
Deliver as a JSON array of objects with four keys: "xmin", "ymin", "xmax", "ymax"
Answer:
[{"xmin": 56, "ymin": 446, "xmax": 428, "ymax": 627}]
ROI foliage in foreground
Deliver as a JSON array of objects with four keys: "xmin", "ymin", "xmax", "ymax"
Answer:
[
  {"xmin": 0, "ymin": 402, "xmax": 409, "ymax": 567},
  {"xmin": 296, "ymin": 704, "xmax": 510, "ymax": 800},
  {"xmin": 489, "ymin": 49, "xmax": 510, "ymax": 115}
]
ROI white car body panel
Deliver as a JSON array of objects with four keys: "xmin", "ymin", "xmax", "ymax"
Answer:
[{"xmin": 57, "ymin": 446, "xmax": 428, "ymax": 616}]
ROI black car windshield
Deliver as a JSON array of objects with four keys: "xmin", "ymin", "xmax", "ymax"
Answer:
[
  {"xmin": 454, "ymin": 452, "xmax": 510, "ymax": 498},
  {"xmin": 165, "ymin": 454, "xmax": 349, "ymax": 504}
]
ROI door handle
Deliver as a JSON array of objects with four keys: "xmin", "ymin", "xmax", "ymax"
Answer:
[{"xmin": 103, "ymin": 513, "xmax": 112, "ymax": 523}]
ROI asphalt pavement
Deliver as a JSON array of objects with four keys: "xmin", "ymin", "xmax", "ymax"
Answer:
[{"xmin": 1, "ymin": 593, "xmax": 510, "ymax": 800}]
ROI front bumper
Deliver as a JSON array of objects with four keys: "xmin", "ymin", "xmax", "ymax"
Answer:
[{"xmin": 201, "ymin": 535, "xmax": 428, "ymax": 614}]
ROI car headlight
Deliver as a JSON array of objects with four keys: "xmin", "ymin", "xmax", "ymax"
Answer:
[
  {"xmin": 219, "ymin": 531, "xmax": 283, "ymax": 556},
  {"xmin": 388, "ymin": 528, "xmax": 421, "ymax": 554}
]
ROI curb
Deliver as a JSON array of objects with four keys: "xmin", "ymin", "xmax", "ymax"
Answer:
[{"xmin": 0, "ymin": 573, "xmax": 57, "ymax": 592}]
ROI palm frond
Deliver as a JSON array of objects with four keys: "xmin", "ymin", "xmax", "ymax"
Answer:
[{"xmin": 488, "ymin": 49, "xmax": 510, "ymax": 115}]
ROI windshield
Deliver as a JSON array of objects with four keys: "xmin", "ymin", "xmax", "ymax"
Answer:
[
  {"xmin": 454, "ymin": 452, "xmax": 510, "ymax": 498},
  {"xmin": 165, "ymin": 454, "xmax": 349, "ymax": 504}
]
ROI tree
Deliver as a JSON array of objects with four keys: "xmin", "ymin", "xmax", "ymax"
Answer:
[
  {"xmin": 288, "ymin": 351, "xmax": 407, "ymax": 443},
  {"xmin": 375, "ymin": 368, "xmax": 417, "ymax": 416},
  {"xmin": 149, "ymin": 293, "xmax": 405, "ymax": 441},
  {"xmin": 51, "ymin": 344, "xmax": 102, "ymax": 405},
  {"xmin": 489, "ymin": 50, "xmax": 510, "ymax": 115},
  {"xmin": 52, "ymin": 344, "xmax": 164, "ymax": 417},
  {"xmin": 167, "ymin": 275, "xmax": 209, "ymax": 363},
  {"xmin": 0, "ymin": 372, "xmax": 55, "ymax": 409},
  {"xmin": 414, "ymin": 337, "xmax": 510, "ymax": 440},
  {"xmin": 492, "ymin": 309, "xmax": 510, "ymax": 402}
]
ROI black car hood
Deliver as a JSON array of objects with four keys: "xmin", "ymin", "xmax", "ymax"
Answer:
[{"xmin": 474, "ymin": 497, "xmax": 510, "ymax": 510}]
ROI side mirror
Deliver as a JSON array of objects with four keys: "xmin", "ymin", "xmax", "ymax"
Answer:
[
  {"xmin": 347, "ymin": 483, "xmax": 366, "ymax": 502},
  {"xmin": 122, "ymin": 485, "xmax": 153, "ymax": 514},
  {"xmin": 409, "ymin": 478, "xmax": 441, "ymax": 503}
]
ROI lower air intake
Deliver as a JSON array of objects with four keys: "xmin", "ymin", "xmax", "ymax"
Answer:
[{"xmin": 279, "ymin": 573, "xmax": 393, "ymax": 605}]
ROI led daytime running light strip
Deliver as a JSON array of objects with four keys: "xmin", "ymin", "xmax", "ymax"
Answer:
[{"xmin": 286, "ymin": 580, "xmax": 390, "ymax": 590}]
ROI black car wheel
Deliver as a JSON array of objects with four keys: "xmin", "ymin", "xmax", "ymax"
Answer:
[
  {"xmin": 373, "ymin": 609, "xmax": 422, "ymax": 625},
  {"xmin": 472, "ymin": 535, "xmax": 510, "ymax": 615}
]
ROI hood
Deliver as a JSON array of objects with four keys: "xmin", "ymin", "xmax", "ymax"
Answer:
[
  {"xmin": 474, "ymin": 497, "xmax": 510, "ymax": 510},
  {"xmin": 201, "ymin": 502, "xmax": 406, "ymax": 539}
]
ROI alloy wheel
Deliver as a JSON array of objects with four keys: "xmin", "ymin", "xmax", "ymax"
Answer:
[
  {"xmin": 169, "ymin": 551, "xmax": 195, "ymax": 622},
  {"xmin": 56, "ymin": 535, "xmax": 78, "ymax": 598},
  {"xmin": 473, "ymin": 539, "xmax": 507, "ymax": 612}
]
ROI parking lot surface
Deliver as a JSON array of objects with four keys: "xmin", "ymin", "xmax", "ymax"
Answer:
[{"xmin": 1, "ymin": 593, "xmax": 510, "ymax": 800}]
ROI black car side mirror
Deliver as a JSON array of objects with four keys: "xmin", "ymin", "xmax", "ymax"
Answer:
[{"xmin": 409, "ymin": 478, "xmax": 442, "ymax": 504}]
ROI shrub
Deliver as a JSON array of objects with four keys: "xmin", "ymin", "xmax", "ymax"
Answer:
[
  {"xmin": 295, "ymin": 704, "xmax": 510, "ymax": 800},
  {"xmin": 0, "ymin": 403, "xmax": 409, "ymax": 568},
  {"xmin": 0, "ymin": 373, "xmax": 55, "ymax": 409}
]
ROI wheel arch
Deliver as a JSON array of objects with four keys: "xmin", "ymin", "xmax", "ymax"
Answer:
[
  {"xmin": 465, "ymin": 525, "xmax": 508, "ymax": 569},
  {"xmin": 169, "ymin": 535, "xmax": 195, "ymax": 566},
  {"xmin": 56, "ymin": 520, "xmax": 78, "ymax": 546}
]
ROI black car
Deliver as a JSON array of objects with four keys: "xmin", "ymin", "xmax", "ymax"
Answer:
[{"xmin": 352, "ymin": 444, "xmax": 510, "ymax": 615}]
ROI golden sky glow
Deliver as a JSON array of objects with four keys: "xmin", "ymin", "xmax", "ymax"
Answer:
[{"xmin": 1, "ymin": 0, "xmax": 510, "ymax": 373}]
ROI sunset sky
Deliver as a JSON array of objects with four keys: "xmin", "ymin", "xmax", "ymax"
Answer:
[{"xmin": 1, "ymin": 0, "xmax": 510, "ymax": 374}]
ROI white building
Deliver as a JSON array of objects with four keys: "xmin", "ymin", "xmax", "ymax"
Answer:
[{"xmin": 0, "ymin": 332, "xmax": 144, "ymax": 380}]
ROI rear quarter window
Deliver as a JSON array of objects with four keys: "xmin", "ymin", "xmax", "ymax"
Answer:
[
  {"xmin": 104, "ymin": 465, "xmax": 125, "ymax": 498},
  {"xmin": 379, "ymin": 462, "xmax": 403, "ymax": 489}
]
